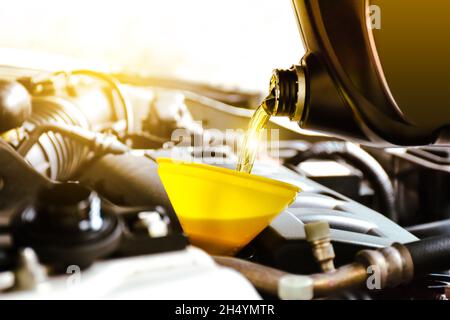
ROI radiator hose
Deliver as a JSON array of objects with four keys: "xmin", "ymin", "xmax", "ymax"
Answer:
[
  {"xmin": 405, "ymin": 235, "xmax": 450, "ymax": 276},
  {"xmin": 406, "ymin": 219, "xmax": 450, "ymax": 239},
  {"xmin": 214, "ymin": 235, "xmax": 450, "ymax": 299}
]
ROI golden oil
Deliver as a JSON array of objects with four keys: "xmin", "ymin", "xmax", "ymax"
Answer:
[
  {"xmin": 236, "ymin": 104, "xmax": 271, "ymax": 173},
  {"xmin": 180, "ymin": 214, "xmax": 276, "ymax": 255}
]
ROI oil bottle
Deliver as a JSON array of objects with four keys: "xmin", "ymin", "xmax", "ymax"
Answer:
[{"xmin": 246, "ymin": 0, "xmax": 450, "ymax": 147}]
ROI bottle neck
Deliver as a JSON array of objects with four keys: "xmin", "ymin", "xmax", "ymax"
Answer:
[{"xmin": 262, "ymin": 65, "xmax": 306, "ymax": 122}]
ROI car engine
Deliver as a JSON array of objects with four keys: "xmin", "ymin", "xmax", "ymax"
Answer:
[
  {"xmin": 0, "ymin": 62, "xmax": 448, "ymax": 300},
  {"xmin": 1, "ymin": 0, "xmax": 450, "ymax": 303}
]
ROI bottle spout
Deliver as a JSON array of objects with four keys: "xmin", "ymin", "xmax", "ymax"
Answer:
[{"xmin": 262, "ymin": 64, "xmax": 306, "ymax": 123}]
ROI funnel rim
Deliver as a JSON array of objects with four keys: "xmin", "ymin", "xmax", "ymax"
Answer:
[{"xmin": 156, "ymin": 157, "xmax": 300, "ymax": 193}]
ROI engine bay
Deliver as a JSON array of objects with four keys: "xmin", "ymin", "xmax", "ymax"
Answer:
[{"xmin": 0, "ymin": 62, "xmax": 449, "ymax": 301}]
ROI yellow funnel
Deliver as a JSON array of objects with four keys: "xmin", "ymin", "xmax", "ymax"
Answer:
[{"xmin": 157, "ymin": 158, "xmax": 299, "ymax": 255}]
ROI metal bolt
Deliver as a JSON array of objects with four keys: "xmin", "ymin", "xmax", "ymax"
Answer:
[{"xmin": 304, "ymin": 221, "xmax": 336, "ymax": 272}]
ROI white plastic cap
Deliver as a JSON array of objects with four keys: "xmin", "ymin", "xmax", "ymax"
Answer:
[
  {"xmin": 278, "ymin": 275, "xmax": 314, "ymax": 300},
  {"xmin": 149, "ymin": 220, "xmax": 168, "ymax": 238},
  {"xmin": 138, "ymin": 211, "xmax": 169, "ymax": 238}
]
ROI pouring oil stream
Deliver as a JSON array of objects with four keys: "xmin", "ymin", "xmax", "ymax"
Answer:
[
  {"xmin": 236, "ymin": 105, "xmax": 270, "ymax": 173},
  {"xmin": 236, "ymin": 76, "xmax": 278, "ymax": 173}
]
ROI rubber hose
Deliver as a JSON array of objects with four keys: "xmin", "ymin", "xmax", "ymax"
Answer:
[
  {"xmin": 78, "ymin": 153, "xmax": 182, "ymax": 232},
  {"xmin": 406, "ymin": 219, "xmax": 450, "ymax": 239},
  {"xmin": 405, "ymin": 235, "xmax": 450, "ymax": 275},
  {"xmin": 286, "ymin": 141, "xmax": 397, "ymax": 221}
]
